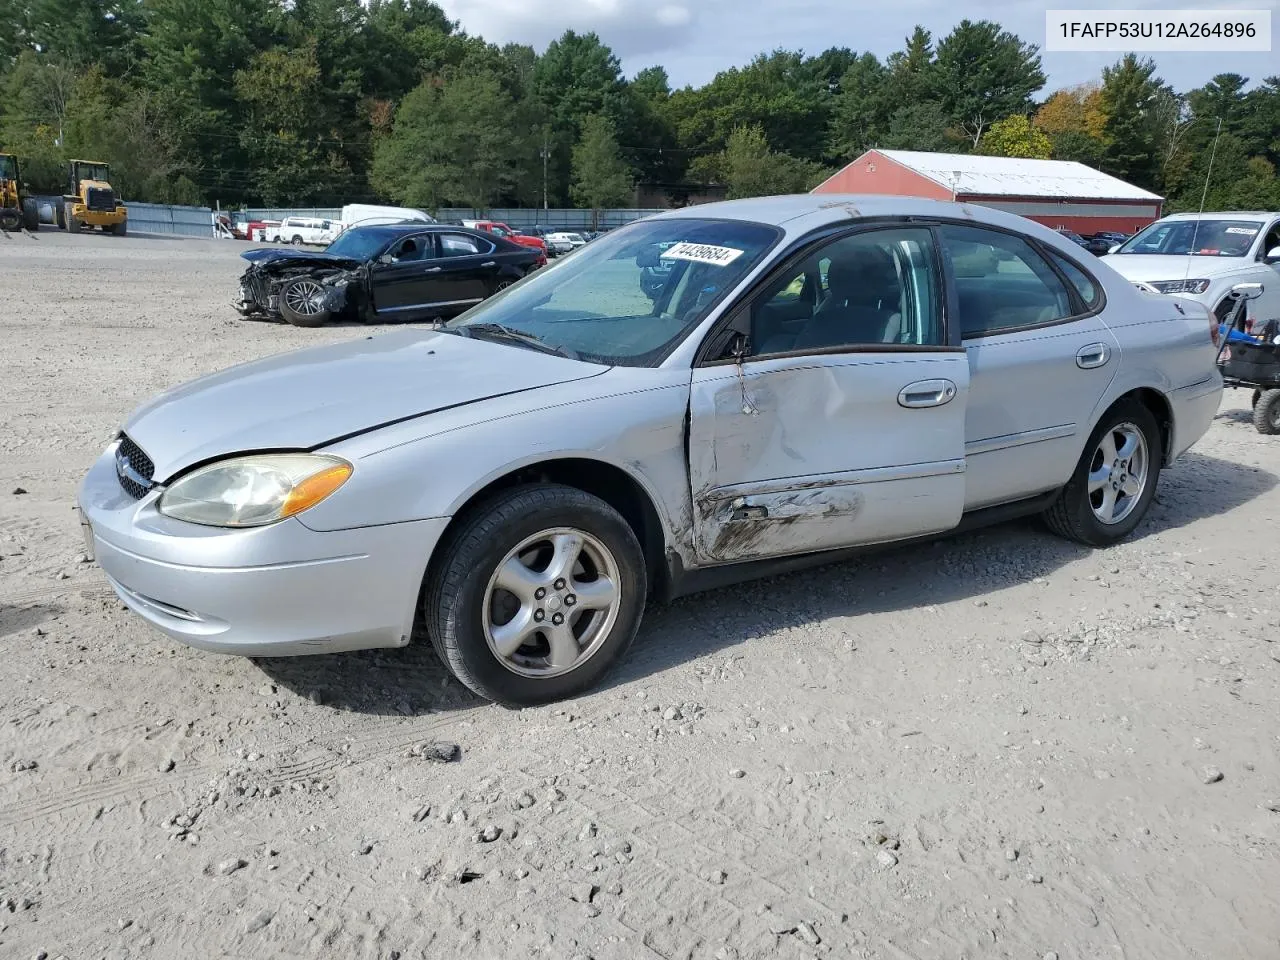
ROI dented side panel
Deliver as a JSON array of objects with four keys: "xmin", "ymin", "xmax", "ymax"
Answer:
[{"xmin": 688, "ymin": 352, "xmax": 970, "ymax": 564}]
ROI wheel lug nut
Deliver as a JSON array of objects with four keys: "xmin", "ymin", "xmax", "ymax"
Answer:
[
  {"xmin": 554, "ymin": 578, "xmax": 566, "ymax": 590},
  {"xmin": 534, "ymin": 587, "xmax": 546, "ymax": 600},
  {"xmin": 565, "ymin": 594, "xmax": 576, "ymax": 606},
  {"xmin": 552, "ymin": 613, "xmax": 564, "ymax": 625},
  {"xmin": 534, "ymin": 610, "xmax": 544, "ymax": 622}
]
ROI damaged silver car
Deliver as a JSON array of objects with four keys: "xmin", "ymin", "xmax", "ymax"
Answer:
[
  {"xmin": 234, "ymin": 223, "xmax": 542, "ymax": 327},
  {"xmin": 82, "ymin": 195, "xmax": 1222, "ymax": 706}
]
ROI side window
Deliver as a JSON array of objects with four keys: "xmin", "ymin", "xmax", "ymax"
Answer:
[
  {"xmin": 1262, "ymin": 221, "xmax": 1280, "ymax": 258},
  {"xmin": 389, "ymin": 235, "xmax": 429, "ymax": 262},
  {"xmin": 938, "ymin": 224, "xmax": 1075, "ymax": 337},
  {"xmin": 749, "ymin": 227, "xmax": 943, "ymax": 356},
  {"xmin": 1046, "ymin": 249, "xmax": 1100, "ymax": 309},
  {"xmin": 439, "ymin": 233, "xmax": 484, "ymax": 257}
]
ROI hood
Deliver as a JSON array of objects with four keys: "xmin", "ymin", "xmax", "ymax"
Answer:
[
  {"xmin": 240, "ymin": 248, "xmax": 361, "ymax": 269},
  {"xmin": 1101, "ymin": 253, "xmax": 1252, "ymax": 283},
  {"xmin": 123, "ymin": 329, "xmax": 607, "ymax": 481}
]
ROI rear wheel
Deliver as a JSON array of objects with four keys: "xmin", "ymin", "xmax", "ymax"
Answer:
[
  {"xmin": 425, "ymin": 484, "xmax": 647, "ymax": 706},
  {"xmin": 1043, "ymin": 399, "xmax": 1162, "ymax": 546},
  {"xmin": 67, "ymin": 209, "xmax": 81, "ymax": 233},
  {"xmin": 1253, "ymin": 389, "xmax": 1263, "ymax": 409},
  {"xmin": 115, "ymin": 218, "xmax": 126, "ymax": 237},
  {"xmin": 1253, "ymin": 389, "xmax": 1280, "ymax": 435},
  {"xmin": 20, "ymin": 198, "xmax": 38, "ymax": 231},
  {"xmin": 278, "ymin": 277, "xmax": 332, "ymax": 327},
  {"xmin": 291, "ymin": 235, "xmax": 303, "ymax": 245}
]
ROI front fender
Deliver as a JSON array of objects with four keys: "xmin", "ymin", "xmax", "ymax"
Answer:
[{"xmin": 297, "ymin": 367, "xmax": 696, "ymax": 562}]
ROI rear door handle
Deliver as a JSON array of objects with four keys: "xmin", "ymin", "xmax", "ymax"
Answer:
[
  {"xmin": 1076, "ymin": 342, "xmax": 1111, "ymax": 369},
  {"xmin": 897, "ymin": 379, "xmax": 957, "ymax": 408},
  {"xmin": 423, "ymin": 266, "xmax": 442, "ymax": 273},
  {"xmin": 480, "ymin": 261, "xmax": 496, "ymax": 268}
]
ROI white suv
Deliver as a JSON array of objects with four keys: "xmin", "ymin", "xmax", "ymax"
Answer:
[
  {"xmin": 1103, "ymin": 212, "xmax": 1280, "ymax": 328},
  {"xmin": 273, "ymin": 216, "xmax": 342, "ymax": 246}
]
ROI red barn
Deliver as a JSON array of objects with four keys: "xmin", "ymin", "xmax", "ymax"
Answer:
[{"xmin": 812, "ymin": 149, "xmax": 1163, "ymax": 235}]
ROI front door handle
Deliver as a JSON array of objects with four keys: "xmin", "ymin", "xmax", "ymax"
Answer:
[
  {"xmin": 480, "ymin": 261, "xmax": 497, "ymax": 267},
  {"xmin": 423, "ymin": 266, "xmax": 442, "ymax": 273},
  {"xmin": 897, "ymin": 379, "xmax": 957, "ymax": 409},
  {"xmin": 1076, "ymin": 342, "xmax": 1111, "ymax": 369}
]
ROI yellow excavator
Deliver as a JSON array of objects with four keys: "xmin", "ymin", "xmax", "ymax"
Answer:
[
  {"xmin": 0, "ymin": 152, "xmax": 40, "ymax": 232},
  {"xmin": 58, "ymin": 159, "xmax": 127, "ymax": 235}
]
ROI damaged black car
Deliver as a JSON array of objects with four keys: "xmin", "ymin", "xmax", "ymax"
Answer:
[{"xmin": 235, "ymin": 223, "xmax": 543, "ymax": 327}]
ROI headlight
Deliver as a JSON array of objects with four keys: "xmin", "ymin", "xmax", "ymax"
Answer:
[
  {"xmin": 158, "ymin": 454, "xmax": 352, "ymax": 527},
  {"xmin": 1149, "ymin": 279, "xmax": 1211, "ymax": 295}
]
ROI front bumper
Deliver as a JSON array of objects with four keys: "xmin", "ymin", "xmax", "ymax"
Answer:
[{"xmin": 78, "ymin": 444, "xmax": 449, "ymax": 656}]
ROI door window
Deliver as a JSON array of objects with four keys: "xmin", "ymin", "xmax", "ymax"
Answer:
[
  {"xmin": 749, "ymin": 227, "xmax": 943, "ymax": 356},
  {"xmin": 1045, "ymin": 249, "xmax": 1100, "ymax": 309},
  {"xmin": 388, "ymin": 235, "xmax": 430, "ymax": 262},
  {"xmin": 938, "ymin": 224, "xmax": 1075, "ymax": 337},
  {"xmin": 440, "ymin": 233, "xmax": 486, "ymax": 257}
]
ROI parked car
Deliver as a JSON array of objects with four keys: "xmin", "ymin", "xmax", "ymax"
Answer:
[
  {"xmin": 81, "ymin": 194, "xmax": 1222, "ymax": 707},
  {"xmin": 546, "ymin": 231, "xmax": 587, "ymax": 256},
  {"xmin": 272, "ymin": 216, "xmax": 342, "ymax": 245},
  {"xmin": 339, "ymin": 203, "xmax": 434, "ymax": 230},
  {"xmin": 1055, "ymin": 228, "xmax": 1089, "ymax": 249},
  {"xmin": 1085, "ymin": 231, "xmax": 1128, "ymax": 255},
  {"xmin": 234, "ymin": 223, "xmax": 539, "ymax": 326},
  {"xmin": 1102, "ymin": 212, "xmax": 1280, "ymax": 325},
  {"xmin": 461, "ymin": 220, "xmax": 548, "ymax": 264}
]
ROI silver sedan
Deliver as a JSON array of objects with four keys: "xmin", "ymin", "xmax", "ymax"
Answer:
[{"xmin": 79, "ymin": 195, "xmax": 1224, "ymax": 705}]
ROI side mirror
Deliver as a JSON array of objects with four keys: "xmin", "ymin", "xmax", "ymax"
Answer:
[
  {"xmin": 378, "ymin": 253, "xmax": 394, "ymax": 265},
  {"xmin": 1265, "ymin": 245, "xmax": 1280, "ymax": 263},
  {"xmin": 1231, "ymin": 281, "xmax": 1264, "ymax": 301}
]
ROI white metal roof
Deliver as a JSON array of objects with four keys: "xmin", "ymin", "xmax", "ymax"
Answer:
[{"xmin": 875, "ymin": 149, "xmax": 1164, "ymax": 202}]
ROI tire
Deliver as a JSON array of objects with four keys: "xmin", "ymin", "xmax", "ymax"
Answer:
[
  {"xmin": 56, "ymin": 201, "xmax": 66, "ymax": 229},
  {"xmin": 1253, "ymin": 389, "xmax": 1263, "ymax": 409},
  {"xmin": 116, "ymin": 218, "xmax": 126, "ymax": 237},
  {"xmin": 278, "ymin": 277, "xmax": 332, "ymax": 327},
  {"xmin": 1252, "ymin": 389, "xmax": 1280, "ymax": 435},
  {"xmin": 67, "ymin": 204, "xmax": 82, "ymax": 234},
  {"xmin": 21, "ymin": 198, "xmax": 38, "ymax": 232},
  {"xmin": 424, "ymin": 484, "xmax": 647, "ymax": 707},
  {"xmin": 291, "ymin": 235, "xmax": 303, "ymax": 245},
  {"xmin": 490, "ymin": 276, "xmax": 516, "ymax": 297},
  {"xmin": 1043, "ymin": 399, "xmax": 1163, "ymax": 546}
]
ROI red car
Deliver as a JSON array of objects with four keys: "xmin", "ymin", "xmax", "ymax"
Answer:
[{"xmin": 462, "ymin": 220, "xmax": 547, "ymax": 266}]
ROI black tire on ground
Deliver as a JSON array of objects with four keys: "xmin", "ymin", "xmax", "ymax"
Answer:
[
  {"xmin": 1252, "ymin": 389, "xmax": 1280, "ymax": 435},
  {"xmin": 424, "ymin": 484, "xmax": 648, "ymax": 707},
  {"xmin": 116, "ymin": 218, "xmax": 126, "ymax": 237},
  {"xmin": 277, "ymin": 276, "xmax": 332, "ymax": 327},
  {"xmin": 67, "ymin": 205, "xmax": 82, "ymax": 234},
  {"xmin": 1251, "ymin": 389, "xmax": 1262, "ymax": 408},
  {"xmin": 1042, "ymin": 398, "xmax": 1163, "ymax": 547},
  {"xmin": 490, "ymin": 276, "xmax": 516, "ymax": 297},
  {"xmin": 56, "ymin": 200, "xmax": 66, "ymax": 229},
  {"xmin": 21, "ymin": 198, "xmax": 38, "ymax": 231},
  {"xmin": 291, "ymin": 235, "xmax": 303, "ymax": 245}
]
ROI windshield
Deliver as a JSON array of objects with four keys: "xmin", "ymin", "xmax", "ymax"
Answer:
[
  {"xmin": 444, "ymin": 217, "xmax": 781, "ymax": 366},
  {"xmin": 1115, "ymin": 219, "xmax": 1261, "ymax": 257},
  {"xmin": 0, "ymin": 155, "xmax": 14, "ymax": 178},
  {"xmin": 325, "ymin": 226, "xmax": 404, "ymax": 260}
]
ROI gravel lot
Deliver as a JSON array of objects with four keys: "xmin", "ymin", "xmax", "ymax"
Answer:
[{"xmin": 2, "ymin": 229, "xmax": 1279, "ymax": 960}]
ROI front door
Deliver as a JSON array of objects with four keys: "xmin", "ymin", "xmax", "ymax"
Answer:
[
  {"xmin": 689, "ymin": 225, "xmax": 969, "ymax": 565},
  {"xmin": 369, "ymin": 233, "xmax": 447, "ymax": 315}
]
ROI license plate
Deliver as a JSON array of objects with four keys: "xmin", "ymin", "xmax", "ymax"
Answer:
[{"xmin": 77, "ymin": 506, "xmax": 95, "ymax": 562}]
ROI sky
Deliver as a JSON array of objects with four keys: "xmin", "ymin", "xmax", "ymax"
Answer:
[{"xmin": 435, "ymin": 0, "xmax": 1280, "ymax": 93}]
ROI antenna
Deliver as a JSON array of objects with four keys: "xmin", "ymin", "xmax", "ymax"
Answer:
[{"xmin": 1182, "ymin": 117, "xmax": 1223, "ymax": 282}]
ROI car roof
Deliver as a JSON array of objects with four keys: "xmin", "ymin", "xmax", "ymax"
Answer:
[
  {"xmin": 647, "ymin": 193, "xmax": 1091, "ymax": 244},
  {"xmin": 1155, "ymin": 211, "xmax": 1276, "ymax": 222}
]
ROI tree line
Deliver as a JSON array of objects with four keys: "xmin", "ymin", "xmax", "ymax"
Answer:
[{"xmin": 2, "ymin": 0, "xmax": 1278, "ymax": 213}]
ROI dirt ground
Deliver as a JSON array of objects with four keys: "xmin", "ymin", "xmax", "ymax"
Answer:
[{"xmin": 2, "ymin": 228, "xmax": 1279, "ymax": 960}]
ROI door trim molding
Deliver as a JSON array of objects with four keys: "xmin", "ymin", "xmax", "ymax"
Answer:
[
  {"xmin": 703, "ymin": 458, "xmax": 966, "ymax": 503},
  {"xmin": 965, "ymin": 423, "xmax": 1075, "ymax": 456},
  {"xmin": 375, "ymin": 297, "xmax": 483, "ymax": 314}
]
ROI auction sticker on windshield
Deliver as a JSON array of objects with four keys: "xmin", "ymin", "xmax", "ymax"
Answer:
[{"xmin": 660, "ymin": 242, "xmax": 745, "ymax": 266}]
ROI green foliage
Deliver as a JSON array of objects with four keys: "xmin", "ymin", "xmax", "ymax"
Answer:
[
  {"xmin": 570, "ymin": 113, "xmax": 632, "ymax": 216},
  {"xmin": 0, "ymin": 2, "xmax": 1274, "ymax": 213},
  {"xmin": 977, "ymin": 115, "xmax": 1051, "ymax": 159}
]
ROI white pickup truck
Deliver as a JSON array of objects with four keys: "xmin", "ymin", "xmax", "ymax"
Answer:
[{"xmin": 269, "ymin": 216, "xmax": 343, "ymax": 245}]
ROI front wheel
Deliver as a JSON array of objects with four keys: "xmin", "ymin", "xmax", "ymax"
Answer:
[
  {"xmin": 1253, "ymin": 389, "xmax": 1280, "ymax": 435},
  {"xmin": 1043, "ymin": 399, "xmax": 1162, "ymax": 546},
  {"xmin": 21, "ymin": 198, "xmax": 39, "ymax": 231},
  {"xmin": 425, "ymin": 484, "xmax": 647, "ymax": 706},
  {"xmin": 278, "ymin": 277, "xmax": 332, "ymax": 327}
]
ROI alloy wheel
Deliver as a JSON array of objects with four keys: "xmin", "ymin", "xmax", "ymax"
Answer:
[
  {"xmin": 482, "ymin": 527, "xmax": 621, "ymax": 678},
  {"xmin": 283, "ymin": 279, "xmax": 326, "ymax": 317},
  {"xmin": 1088, "ymin": 422, "xmax": 1149, "ymax": 525}
]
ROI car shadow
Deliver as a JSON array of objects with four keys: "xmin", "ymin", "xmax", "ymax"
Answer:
[
  {"xmin": 256, "ymin": 451, "xmax": 1275, "ymax": 712},
  {"xmin": 0, "ymin": 602, "xmax": 64, "ymax": 639}
]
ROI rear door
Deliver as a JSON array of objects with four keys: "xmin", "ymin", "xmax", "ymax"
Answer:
[
  {"xmin": 937, "ymin": 223, "xmax": 1120, "ymax": 510},
  {"xmin": 689, "ymin": 224, "xmax": 969, "ymax": 564},
  {"xmin": 431, "ymin": 232, "xmax": 501, "ymax": 305}
]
